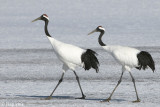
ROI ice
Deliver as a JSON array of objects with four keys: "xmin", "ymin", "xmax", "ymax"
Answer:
[
  {"xmin": 0, "ymin": 0, "xmax": 160, "ymax": 106},
  {"xmin": 0, "ymin": 47, "xmax": 160, "ymax": 107}
]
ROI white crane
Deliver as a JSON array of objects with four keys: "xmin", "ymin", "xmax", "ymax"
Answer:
[
  {"xmin": 32, "ymin": 14, "xmax": 99, "ymax": 100},
  {"xmin": 88, "ymin": 26, "xmax": 155, "ymax": 102}
]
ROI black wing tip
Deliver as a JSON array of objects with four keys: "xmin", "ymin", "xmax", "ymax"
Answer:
[
  {"xmin": 81, "ymin": 49, "xmax": 100, "ymax": 72},
  {"xmin": 137, "ymin": 51, "xmax": 155, "ymax": 72},
  {"xmin": 152, "ymin": 68, "xmax": 155, "ymax": 73}
]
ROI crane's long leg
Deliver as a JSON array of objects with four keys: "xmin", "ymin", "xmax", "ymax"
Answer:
[
  {"xmin": 45, "ymin": 73, "xmax": 64, "ymax": 100},
  {"xmin": 102, "ymin": 70, "xmax": 124, "ymax": 102},
  {"xmin": 129, "ymin": 72, "xmax": 140, "ymax": 102},
  {"xmin": 73, "ymin": 71, "xmax": 86, "ymax": 99}
]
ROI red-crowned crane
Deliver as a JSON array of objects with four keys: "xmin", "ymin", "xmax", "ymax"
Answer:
[
  {"xmin": 88, "ymin": 26, "xmax": 155, "ymax": 102},
  {"xmin": 32, "ymin": 14, "xmax": 99, "ymax": 100}
]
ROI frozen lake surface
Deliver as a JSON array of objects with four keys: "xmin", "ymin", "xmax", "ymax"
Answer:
[
  {"xmin": 0, "ymin": 47, "xmax": 159, "ymax": 107},
  {"xmin": 0, "ymin": 0, "xmax": 160, "ymax": 106}
]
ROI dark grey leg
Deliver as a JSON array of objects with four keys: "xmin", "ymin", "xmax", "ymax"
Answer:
[
  {"xmin": 73, "ymin": 71, "xmax": 86, "ymax": 99},
  {"xmin": 45, "ymin": 73, "xmax": 64, "ymax": 100},
  {"xmin": 129, "ymin": 72, "xmax": 140, "ymax": 103},
  {"xmin": 102, "ymin": 70, "xmax": 124, "ymax": 102}
]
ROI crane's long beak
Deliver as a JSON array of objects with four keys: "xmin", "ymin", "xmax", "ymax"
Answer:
[
  {"xmin": 32, "ymin": 17, "xmax": 41, "ymax": 22},
  {"xmin": 88, "ymin": 29, "xmax": 97, "ymax": 35}
]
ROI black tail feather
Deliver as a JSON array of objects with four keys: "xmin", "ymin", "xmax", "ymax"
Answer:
[
  {"xmin": 137, "ymin": 51, "xmax": 155, "ymax": 72},
  {"xmin": 81, "ymin": 49, "xmax": 99, "ymax": 73}
]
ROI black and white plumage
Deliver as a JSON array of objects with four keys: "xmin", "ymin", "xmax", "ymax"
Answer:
[
  {"xmin": 32, "ymin": 14, "xmax": 99, "ymax": 100},
  {"xmin": 88, "ymin": 26, "xmax": 155, "ymax": 102}
]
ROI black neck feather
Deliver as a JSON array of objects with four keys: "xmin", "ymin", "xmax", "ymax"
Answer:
[
  {"xmin": 44, "ymin": 20, "xmax": 51, "ymax": 37},
  {"xmin": 98, "ymin": 31, "xmax": 106, "ymax": 46}
]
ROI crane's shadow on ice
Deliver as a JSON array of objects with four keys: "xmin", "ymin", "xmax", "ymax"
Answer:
[
  {"xmin": 16, "ymin": 95, "xmax": 74, "ymax": 100},
  {"xmin": 16, "ymin": 95, "xmax": 126, "ymax": 102},
  {"xmin": 85, "ymin": 98, "xmax": 126, "ymax": 102},
  {"xmin": 15, "ymin": 95, "xmax": 103, "ymax": 101}
]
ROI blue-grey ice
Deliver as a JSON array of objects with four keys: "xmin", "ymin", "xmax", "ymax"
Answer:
[{"xmin": 0, "ymin": 0, "xmax": 160, "ymax": 107}]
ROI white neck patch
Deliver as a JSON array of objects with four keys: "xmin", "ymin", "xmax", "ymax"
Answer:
[{"xmin": 99, "ymin": 27, "xmax": 105, "ymax": 31}]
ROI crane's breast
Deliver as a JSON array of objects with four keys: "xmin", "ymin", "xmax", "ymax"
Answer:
[{"xmin": 47, "ymin": 37, "xmax": 85, "ymax": 66}]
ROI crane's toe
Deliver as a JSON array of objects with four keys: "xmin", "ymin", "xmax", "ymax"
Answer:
[
  {"xmin": 75, "ymin": 95, "xmax": 86, "ymax": 99},
  {"xmin": 45, "ymin": 96, "xmax": 52, "ymax": 100},
  {"xmin": 132, "ymin": 99, "xmax": 141, "ymax": 103},
  {"xmin": 101, "ymin": 98, "xmax": 111, "ymax": 102}
]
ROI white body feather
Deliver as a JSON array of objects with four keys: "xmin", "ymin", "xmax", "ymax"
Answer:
[
  {"xmin": 102, "ymin": 45, "xmax": 140, "ymax": 71},
  {"xmin": 47, "ymin": 37, "xmax": 85, "ymax": 71}
]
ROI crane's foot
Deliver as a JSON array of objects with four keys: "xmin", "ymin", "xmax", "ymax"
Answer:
[
  {"xmin": 45, "ymin": 96, "xmax": 52, "ymax": 100},
  {"xmin": 132, "ymin": 99, "xmax": 140, "ymax": 103},
  {"xmin": 101, "ymin": 97, "xmax": 111, "ymax": 102},
  {"xmin": 75, "ymin": 95, "xmax": 86, "ymax": 99}
]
